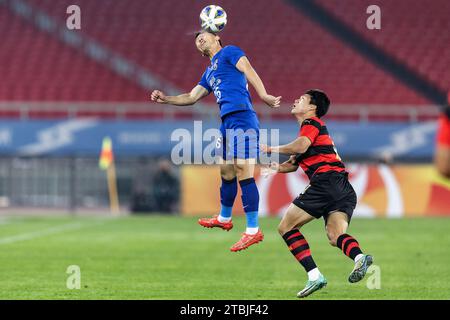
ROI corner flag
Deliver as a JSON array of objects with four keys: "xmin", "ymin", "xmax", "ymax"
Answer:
[
  {"xmin": 99, "ymin": 137, "xmax": 114, "ymax": 170},
  {"xmin": 99, "ymin": 137, "xmax": 120, "ymax": 215}
]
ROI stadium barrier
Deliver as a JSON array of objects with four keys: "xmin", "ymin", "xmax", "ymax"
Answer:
[
  {"xmin": 0, "ymin": 119, "xmax": 446, "ymax": 214},
  {"xmin": 0, "ymin": 102, "xmax": 440, "ymax": 122},
  {"xmin": 181, "ymin": 164, "xmax": 450, "ymax": 217},
  {"xmin": 0, "ymin": 119, "xmax": 439, "ymax": 161},
  {"xmin": 0, "ymin": 157, "xmax": 176, "ymax": 211}
]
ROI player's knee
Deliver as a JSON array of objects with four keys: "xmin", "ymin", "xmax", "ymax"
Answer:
[
  {"xmin": 220, "ymin": 167, "xmax": 236, "ymax": 181},
  {"xmin": 234, "ymin": 164, "xmax": 245, "ymax": 178},
  {"xmin": 234, "ymin": 162, "xmax": 255, "ymax": 180},
  {"xmin": 221, "ymin": 171, "xmax": 236, "ymax": 181}
]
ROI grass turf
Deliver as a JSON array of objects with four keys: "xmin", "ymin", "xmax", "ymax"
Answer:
[{"xmin": 0, "ymin": 215, "xmax": 449, "ymax": 300}]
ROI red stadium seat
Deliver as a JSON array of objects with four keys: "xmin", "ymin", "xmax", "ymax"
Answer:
[{"xmin": 1, "ymin": 0, "xmax": 445, "ymax": 120}]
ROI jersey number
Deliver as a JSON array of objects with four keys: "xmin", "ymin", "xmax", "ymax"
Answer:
[{"xmin": 213, "ymin": 86, "xmax": 221, "ymax": 103}]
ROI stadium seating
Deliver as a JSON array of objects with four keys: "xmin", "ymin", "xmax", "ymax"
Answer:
[
  {"xmin": 0, "ymin": 6, "xmax": 144, "ymax": 103},
  {"xmin": 1, "ymin": 0, "xmax": 446, "ymax": 119},
  {"xmin": 315, "ymin": 0, "xmax": 450, "ymax": 93}
]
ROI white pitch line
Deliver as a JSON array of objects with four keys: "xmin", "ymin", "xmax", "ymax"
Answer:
[{"xmin": 0, "ymin": 221, "xmax": 102, "ymax": 245}]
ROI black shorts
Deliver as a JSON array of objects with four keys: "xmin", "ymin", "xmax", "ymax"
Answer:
[{"xmin": 292, "ymin": 171, "xmax": 357, "ymax": 224}]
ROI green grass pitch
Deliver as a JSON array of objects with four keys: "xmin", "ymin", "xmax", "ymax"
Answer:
[{"xmin": 0, "ymin": 215, "xmax": 449, "ymax": 300}]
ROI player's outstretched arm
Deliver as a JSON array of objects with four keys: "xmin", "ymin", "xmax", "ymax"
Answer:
[
  {"xmin": 150, "ymin": 85, "xmax": 209, "ymax": 106},
  {"xmin": 236, "ymin": 56, "xmax": 281, "ymax": 108},
  {"xmin": 261, "ymin": 137, "xmax": 311, "ymax": 155}
]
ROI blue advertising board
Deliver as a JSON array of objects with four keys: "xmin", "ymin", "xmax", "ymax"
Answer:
[{"xmin": 0, "ymin": 119, "xmax": 437, "ymax": 160}]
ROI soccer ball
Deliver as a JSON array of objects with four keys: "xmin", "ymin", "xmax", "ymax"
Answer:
[{"xmin": 199, "ymin": 5, "xmax": 227, "ymax": 33}]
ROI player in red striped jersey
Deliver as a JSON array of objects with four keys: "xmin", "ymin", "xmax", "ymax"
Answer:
[{"xmin": 261, "ymin": 89, "xmax": 373, "ymax": 298}]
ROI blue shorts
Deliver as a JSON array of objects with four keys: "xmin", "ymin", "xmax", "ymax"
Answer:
[{"xmin": 218, "ymin": 110, "xmax": 260, "ymax": 160}]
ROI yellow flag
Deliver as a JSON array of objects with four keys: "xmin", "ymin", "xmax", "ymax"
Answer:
[{"xmin": 99, "ymin": 137, "xmax": 114, "ymax": 170}]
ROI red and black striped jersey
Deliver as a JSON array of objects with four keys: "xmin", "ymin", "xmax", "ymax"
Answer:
[{"xmin": 294, "ymin": 117, "xmax": 346, "ymax": 179}]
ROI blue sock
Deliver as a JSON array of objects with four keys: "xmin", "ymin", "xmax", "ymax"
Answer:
[
  {"xmin": 239, "ymin": 178, "xmax": 259, "ymax": 228},
  {"xmin": 220, "ymin": 177, "xmax": 237, "ymax": 219}
]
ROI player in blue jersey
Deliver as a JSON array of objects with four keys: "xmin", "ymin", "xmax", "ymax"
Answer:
[{"xmin": 151, "ymin": 30, "xmax": 280, "ymax": 251}]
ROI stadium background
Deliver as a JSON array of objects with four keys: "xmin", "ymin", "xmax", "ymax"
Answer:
[
  {"xmin": 0, "ymin": 0, "xmax": 447, "ymax": 216},
  {"xmin": 0, "ymin": 0, "xmax": 449, "ymax": 300}
]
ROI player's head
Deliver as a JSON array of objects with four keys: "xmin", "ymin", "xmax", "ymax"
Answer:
[
  {"xmin": 291, "ymin": 89, "xmax": 330, "ymax": 118},
  {"xmin": 195, "ymin": 30, "xmax": 222, "ymax": 56}
]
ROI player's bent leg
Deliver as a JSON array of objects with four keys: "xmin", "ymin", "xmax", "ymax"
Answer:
[
  {"xmin": 198, "ymin": 161, "xmax": 236, "ymax": 231},
  {"xmin": 327, "ymin": 211, "xmax": 373, "ymax": 283},
  {"xmin": 230, "ymin": 159, "xmax": 264, "ymax": 252},
  {"xmin": 220, "ymin": 162, "xmax": 236, "ymax": 180},
  {"xmin": 279, "ymin": 204, "xmax": 327, "ymax": 298}
]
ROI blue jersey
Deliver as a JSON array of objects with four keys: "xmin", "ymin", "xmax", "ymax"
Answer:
[{"xmin": 198, "ymin": 45, "xmax": 254, "ymax": 118}]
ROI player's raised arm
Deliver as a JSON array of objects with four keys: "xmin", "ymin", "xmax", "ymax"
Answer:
[
  {"xmin": 261, "ymin": 136, "xmax": 312, "ymax": 155},
  {"xmin": 150, "ymin": 85, "xmax": 209, "ymax": 106},
  {"xmin": 235, "ymin": 56, "xmax": 281, "ymax": 108}
]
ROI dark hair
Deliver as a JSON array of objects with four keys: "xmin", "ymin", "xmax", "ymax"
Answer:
[
  {"xmin": 305, "ymin": 89, "xmax": 330, "ymax": 118},
  {"xmin": 195, "ymin": 30, "xmax": 223, "ymax": 47}
]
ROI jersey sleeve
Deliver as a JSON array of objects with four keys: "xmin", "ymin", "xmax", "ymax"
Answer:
[
  {"xmin": 198, "ymin": 71, "xmax": 211, "ymax": 93},
  {"xmin": 299, "ymin": 119, "xmax": 320, "ymax": 143},
  {"xmin": 224, "ymin": 45, "xmax": 246, "ymax": 66}
]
